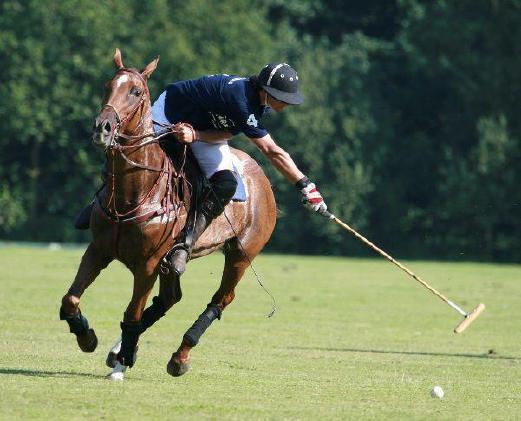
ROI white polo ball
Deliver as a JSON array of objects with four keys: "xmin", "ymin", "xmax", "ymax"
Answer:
[{"xmin": 430, "ymin": 385, "xmax": 444, "ymax": 399}]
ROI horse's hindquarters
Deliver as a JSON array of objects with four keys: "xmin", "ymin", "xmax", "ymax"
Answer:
[{"xmin": 192, "ymin": 150, "xmax": 277, "ymax": 258}]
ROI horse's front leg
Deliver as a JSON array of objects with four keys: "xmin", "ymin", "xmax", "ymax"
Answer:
[
  {"xmin": 106, "ymin": 270, "xmax": 182, "ymax": 369},
  {"xmin": 107, "ymin": 271, "xmax": 156, "ymax": 381},
  {"xmin": 116, "ymin": 272, "xmax": 156, "ymax": 368},
  {"xmin": 167, "ymin": 243, "xmax": 250, "ymax": 377},
  {"xmin": 60, "ymin": 242, "xmax": 113, "ymax": 352}
]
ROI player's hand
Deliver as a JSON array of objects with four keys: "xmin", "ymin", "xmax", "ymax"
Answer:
[
  {"xmin": 172, "ymin": 122, "xmax": 197, "ymax": 144},
  {"xmin": 300, "ymin": 182, "xmax": 329, "ymax": 216}
]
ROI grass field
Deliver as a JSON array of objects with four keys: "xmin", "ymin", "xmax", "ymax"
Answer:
[{"xmin": 0, "ymin": 246, "xmax": 520, "ymax": 420}]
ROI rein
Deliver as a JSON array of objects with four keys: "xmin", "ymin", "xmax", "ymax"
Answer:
[{"xmin": 108, "ymin": 131, "xmax": 171, "ymax": 173}]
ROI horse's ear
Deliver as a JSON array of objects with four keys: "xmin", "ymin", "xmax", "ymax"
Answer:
[
  {"xmin": 141, "ymin": 55, "xmax": 159, "ymax": 79},
  {"xmin": 114, "ymin": 48, "xmax": 124, "ymax": 69}
]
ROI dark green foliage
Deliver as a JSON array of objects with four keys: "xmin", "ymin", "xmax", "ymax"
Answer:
[{"xmin": 0, "ymin": 0, "xmax": 519, "ymax": 261}]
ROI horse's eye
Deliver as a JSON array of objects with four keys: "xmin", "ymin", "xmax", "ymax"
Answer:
[{"xmin": 130, "ymin": 87, "xmax": 142, "ymax": 97}]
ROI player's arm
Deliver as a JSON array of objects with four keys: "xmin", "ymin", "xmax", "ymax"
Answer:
[
  {"xmin": 249, "ymin": 134, "xmax": 304, "ymax": 183},
  {"xmin": 250, "ymin": 134, "xmax": 329, "ymax": 216}
]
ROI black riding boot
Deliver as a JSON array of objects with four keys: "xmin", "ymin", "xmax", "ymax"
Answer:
[
  {"xmin": 74, "ymin": 202, "xmax": 94, "ymax": 230},
  {"xmin": 74, "ymin": 164, "xmax": 107, "ymax": 230},
  {"xmin": 169, "ymin": 170, "xmax": 238, "ymax": 276},
  {"xmin": 169, "ymin": 213, "xmax": 210, "ymax": 276}
]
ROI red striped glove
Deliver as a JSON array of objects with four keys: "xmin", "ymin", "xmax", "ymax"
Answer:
[{"xmin": 297, "ymin": 177, "xmax": 328, "ymax": 216}]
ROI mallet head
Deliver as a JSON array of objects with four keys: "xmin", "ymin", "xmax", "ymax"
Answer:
[{"xmin": 454, "ymin": 303, "xmax": 486, "ymax": 334}]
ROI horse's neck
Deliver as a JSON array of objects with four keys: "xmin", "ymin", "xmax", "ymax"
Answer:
[{"xmin": 104, "ymin": 106, "xmax": 168, "ymax": 212}]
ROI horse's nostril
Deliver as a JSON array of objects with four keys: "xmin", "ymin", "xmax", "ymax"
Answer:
[{"xmin": 103, "ymin": 121, "xmax": 112, "ymax": 134}]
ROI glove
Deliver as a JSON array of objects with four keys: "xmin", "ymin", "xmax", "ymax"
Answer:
[
  {"xmin": 298, "ymin": 178, "xmax": 329, "ymax": 216},
  {"xmin": 172, "ymin": 122, "xmax": 197, "ymax": 144}
]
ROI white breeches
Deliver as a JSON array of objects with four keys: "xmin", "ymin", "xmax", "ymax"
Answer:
[{"xmin": 190, "ymin": 141, "xmax": 235, "ymax": 178}]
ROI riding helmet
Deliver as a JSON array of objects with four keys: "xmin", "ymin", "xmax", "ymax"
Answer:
[{"xmin": 258, "ymin": 63, "xmax": 304, "ymax": 105}]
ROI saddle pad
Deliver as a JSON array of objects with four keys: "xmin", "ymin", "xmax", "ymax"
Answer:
[{"xmin": 231, "ymin": 154, "xmax": 248, "ymax": 202}]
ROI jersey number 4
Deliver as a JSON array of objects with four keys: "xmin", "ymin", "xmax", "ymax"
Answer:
[{"xmin": 246, "ymin": 114, "xmax": 258, "ymax": 128}]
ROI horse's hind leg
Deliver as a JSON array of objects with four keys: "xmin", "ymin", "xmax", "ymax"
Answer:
[
  {"xmin": 141, "ymin": 270, "xmax": 183, "ymax": 333},
  {"xmin": 60, "ymin": 243, "xmax": 112, "ymax": 352},
  {"xmin": 167, "ymin": 240, "xmax": 253, "ymax": 377}
]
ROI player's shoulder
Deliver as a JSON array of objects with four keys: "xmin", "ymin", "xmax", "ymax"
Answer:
[
  {"xmin": 201, "ymin": 73, "xmax": 243, "ymax": 84},
  {"xmin": 221, "ymin": 75, "xmax": 249, "ymax": 95}
]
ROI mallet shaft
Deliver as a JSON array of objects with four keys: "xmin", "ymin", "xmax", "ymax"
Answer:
[
  {"xmin": 330, "ymin": 215, "xmax": 466, "ymax": 315},
  {"xmin": 323, "ymin": 211, "xmax": 485, "ymax": 332}
]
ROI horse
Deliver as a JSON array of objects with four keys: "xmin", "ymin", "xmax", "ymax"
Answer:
[{"xmin": 59, "ymin": 49, "xmax": 277, "ymax": 379}]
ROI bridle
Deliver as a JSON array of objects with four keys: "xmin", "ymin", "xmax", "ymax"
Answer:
[
  {"xmin": 101, "ymin": 69, "xmax": 154, "ymax": 150},
  {"xmin": 97, "ymin": 68, "xmax": 187, "ymax": 222},
  {"xmin": 104, "ymin": 69, "xmax": 148, "ymax": 128},
  {"xmin": 99, "ymin": 68, "xmax": 184, "ymax": 171}
]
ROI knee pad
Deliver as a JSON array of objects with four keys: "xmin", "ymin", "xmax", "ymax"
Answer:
[
  {"xmin": 203, "ymin": 170, "xmax": 238, "ymax": 219},
  {"xmin": 209, "ymin": 170, "xmax": 238, "ymax": 202}
]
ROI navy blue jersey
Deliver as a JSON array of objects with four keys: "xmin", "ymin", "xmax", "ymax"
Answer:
[{"xmin": 164, "ymin": 74, "xmax": 269, "ymax": 139}]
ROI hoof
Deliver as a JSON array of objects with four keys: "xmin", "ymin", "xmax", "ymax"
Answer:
[
  {"xmin": 106, "ymin": 361, "xmax": 126, "ymax": 381},
  {"xmin": 106, "ymin": 371, "xmax": 124, "ymax": 381},
  {"xmin": 166, "ymin": 354, "xmax": 191, "ymax": 377},
  {"xmin": 106, "ymin": 338, "xmax": 122, "ymax": 368},
  {"xmin": 114, "ymin": 342, "xmax": 139, "ymax": 368},
  {"xmin": 106, "ymin": 351, "xmax": 118, "ymax": 368},
  {"xmin": 77, "ymin": 328, "xmax": 98, "ymax": 353}
]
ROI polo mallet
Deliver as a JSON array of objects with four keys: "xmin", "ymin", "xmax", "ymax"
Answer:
[{"xmin": 322, "ymin": 211, "xmax": 485, "ymax": 333}]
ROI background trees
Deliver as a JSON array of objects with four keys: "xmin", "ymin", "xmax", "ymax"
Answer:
[{"xmin": 1, "ymin": 0, "xmax": 519, "ymax": 261}]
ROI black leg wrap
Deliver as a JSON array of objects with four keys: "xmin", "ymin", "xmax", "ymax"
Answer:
[
  {"xmin": 139, "ymin": 296, "xmax": 167, "ymax": 334},
  {"xmin": 118, "ymin": 321, "xmax": 142, "ymax": 367},
  {"xmin": 183, "ymin": 304, "xmax": 222, "ymax": 347},
  {"xmin": 60, "ymin": 307, "xmax": 89, "ymax": 336}
]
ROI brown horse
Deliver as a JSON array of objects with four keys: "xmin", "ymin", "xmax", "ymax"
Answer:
[{"xmin": 59, "ymin": 49, "xmax": 276, "ymax": 379}]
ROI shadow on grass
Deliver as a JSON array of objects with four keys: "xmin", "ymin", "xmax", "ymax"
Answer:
[
  {"xmin": 288, "ymin": 347, "xmax": 520, "ymax": 361},
  {"xmin": 0, "ymin": 368, "xmax": 101, "ymax": 378}
]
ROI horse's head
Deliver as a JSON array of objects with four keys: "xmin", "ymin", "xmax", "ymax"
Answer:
[{"xmin": 93, "ymin": 48, "xmax": 159, "ymax": 149}]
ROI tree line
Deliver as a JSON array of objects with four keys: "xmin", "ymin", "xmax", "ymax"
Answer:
[{"xmin": 1, "ymin": 0, "xmax": 519, "ymax": 262}]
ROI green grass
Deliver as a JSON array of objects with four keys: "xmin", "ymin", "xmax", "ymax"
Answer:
[{"xmin": 0, "ymin": 246, "xmax": 520, "ymax": 420}]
